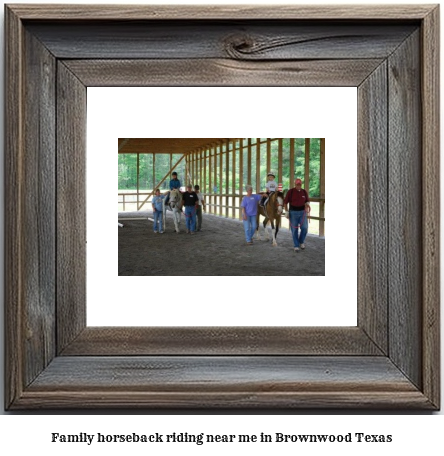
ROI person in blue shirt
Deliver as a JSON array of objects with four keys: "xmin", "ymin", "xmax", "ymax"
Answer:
[
  {"xmin": 241, "ymin": 184, "xmax": 262, "ymax": 245},
  {"xmin": 169, "ymin": 172, "xmax": 181, "ymax": 190},
  {"xmin": 152, "ymin": 189, "xmax": 167, "ymax": 233}
]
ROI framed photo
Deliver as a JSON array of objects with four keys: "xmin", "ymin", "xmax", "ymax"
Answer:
[{"xmin": 5, "ymin": 4, "xmax": 440, "ymax": 409}]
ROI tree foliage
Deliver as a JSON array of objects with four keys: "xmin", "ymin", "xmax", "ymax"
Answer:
[{"xmin": 118, "ymin": 138, "xmax": 322, "ymax": 198}]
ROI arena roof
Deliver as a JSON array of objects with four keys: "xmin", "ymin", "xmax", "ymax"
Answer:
[{"xmin": 118, "ymin": 138, "xmax": 237, "ymax": 155}]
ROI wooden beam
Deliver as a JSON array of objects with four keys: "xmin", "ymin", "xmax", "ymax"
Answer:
[
  {"xmin": 232, "ymin": 139, "xmax": 236, "ymax": 219},
  {"xmin": 290, "ymin": 138, "xmax": 295, "ymax": 190},
  {"xmin": 118, "ymin": 138, "xmax": 130, "ymax": 152},
  {"xmin": 305, "ymin": 138, "xmax": 310, "ymax": 190},
  {"xmin": 256, "ymin": 139, "xmax": 261, "ymax": 193},
  {"xmin": 239, "ymin": 139, "xmax": 244, "ymax": 220},
  {"xmin": 137, "ymin": 152, "xmax": 140, "ymax": 209},
  {"xmin": 137, "ymin": 155, "xmax": 185, "ymax": 210},
  {"xmin": 266, "ymin": 138, "xmax": 271, "ymax": 176},
  {"xmin": 247, "ymin": 138, "xmax": 252, "ymax": 186},
  {"xmin": 320, "ymin": 138, "xmax": 325, "ymax": 236},
  {"xmin": 152, "ymin": 152, "xmax": 155, "ymax": 192},
  {"xmin": 219, "ymin": 141, "xmax": 223, "ymax": 216},
  {"xmin": 213, "ymin": 143, "xmax": 217, "ymax": 214},
  {"xmin": 278, "ymin": 138, "xmax": 283, "ymax": 186},
  {"xmin": 225, "ymin": 140, "xmax": 229, "ymax": 218},
  {"xmin": 208, "ymin": 145, "xmax": 212, "ymax": 214}
]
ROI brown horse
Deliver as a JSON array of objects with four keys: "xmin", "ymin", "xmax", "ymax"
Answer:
[{"xmin": 255, "ymin": 191, "xmax": 285, "ymax": 246}]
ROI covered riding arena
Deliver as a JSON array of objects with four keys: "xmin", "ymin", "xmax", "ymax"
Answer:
[{"xmin": 118, "ymin": 138, "xmax": 325, "ymax": 276}]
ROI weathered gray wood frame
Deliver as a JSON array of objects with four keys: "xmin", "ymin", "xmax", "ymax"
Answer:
[{"xmin": 5, "ymin": 5, "xmax": 440, "ymax": 409}]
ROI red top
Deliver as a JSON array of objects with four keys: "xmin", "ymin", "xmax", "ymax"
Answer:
[{"xmin": 284, "ymin": 188, "xmax": 309, "ymax": 209}]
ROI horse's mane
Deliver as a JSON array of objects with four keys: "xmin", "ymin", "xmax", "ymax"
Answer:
[{"xmin": 269, "ymin": 191, "xmax": 284, "ymax": 201}]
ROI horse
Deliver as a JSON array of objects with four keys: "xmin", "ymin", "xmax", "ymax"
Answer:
[
  {"xmin": 162, "ymin": 188, "xmax": 183, "ymax": 233},
  {"xmin": 255, "ymin": 191, "xmax": 285, "ymax": 246}
]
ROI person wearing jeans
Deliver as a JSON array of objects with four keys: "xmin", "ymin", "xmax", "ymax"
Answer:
[
  {"xmin": 284, "ymin": 178, "xmax": 310, "ymax": 252},
  {"xmin": 241, "ymin": 184, "xmax": 261, "ymax": 245},
  {"xmin": 194, "ymin": 184, "xmax": 206, "ymax": 231},
  {"xmin": 182, "ymin": 184, "xmax": 198, "ymax": 234},
  {"xmin": 288, "ymin": 210, "xmax": 308, "ymax": 250},
  {"xmin": 151, "ymin": 189, "xmax": 166, "ymax": 233}
]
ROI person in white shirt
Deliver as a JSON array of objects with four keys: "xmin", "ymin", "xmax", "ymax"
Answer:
[
  {"xmin": 194, "ymin": 185, "xmax": 206, "ymax": 231},
  {"xmin": 260, "ymin": 172, "xmax": 278, "ymax": 206}
]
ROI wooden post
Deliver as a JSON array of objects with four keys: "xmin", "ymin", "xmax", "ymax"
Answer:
[
  {"xmin": 190, "ymin": 151, "xmax": 194, "ymax": 186},
  {"xmin": 208, "ymin": 145, "xmax": 213, "ymax": 214},
  {"xmin": 199, "ymin": 148, "xmax": 203, "ymax": 191},
  {"xmin": 256, "ymin": 139, "xmax": 261, "ymax": 193},
  {"xmin": 137, "ymin": 152, "xmax": 140, "ymax": 209},
  {"xmin": 247, "ymin": 138, "xmax": 252, "ymax": 187},
  {"xmin": 266, "ymin": 138, "xmax": 271, "ymax": 176},
  {"xmin": 278, "ymin": 138, "xmax": 283, "ymax": 186},
  {"xmin": 305, "ymin": 138, "xmax": 310, "ymax": 191},
  {"xmin": 320, "ymin": 138, "xmax": 325, "ymax": 236},
  {"xmin": 219, "ymin": 141, "xmax": 223, "ymax": 216},
  {"xmin": 170, "ymin": 153, "xmax": 172, "ymax": 183},
  {"xmin": 232, "ymin": 139, "xmax": 236, "ymax": 219},
  {"xmin": 152, "ymin": 153, "xmax": 155, "ymax": 193},
  {"xmin": 203, "ymin": 148, "xmax": 206, "ymax": 195},
  {"xmin": 290, "ymin": 138, "xmax": 295, "ymax": 189},
  {"xmin": 225, "ymin": 140, "xmax": 229, "ymax": 217},
  {"xmin": 239, "ymin": 138, "xmax": 244, "ymax": 220},
  {"xmin": 214, "ymin": 143, "xmax": 218, "ymax": 215}
]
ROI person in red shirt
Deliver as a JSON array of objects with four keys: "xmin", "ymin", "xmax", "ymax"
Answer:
[{"xmin": 284, "ymin": 178, "xmax": 310, "ymax": 252}]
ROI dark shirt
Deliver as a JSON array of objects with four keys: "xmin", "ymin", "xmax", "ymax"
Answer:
[
  {"xmin": 182, "ymin": 191, "xmax": 198, "ymax": 206},
  {"xmin": 284, "ymin": 188, "xmax": 309, "ymax": 211}
]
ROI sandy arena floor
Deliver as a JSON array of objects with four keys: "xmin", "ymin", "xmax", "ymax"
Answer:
[{"xmin": 118, "ymin": 211, "xmax": 325, "ymax": 276}]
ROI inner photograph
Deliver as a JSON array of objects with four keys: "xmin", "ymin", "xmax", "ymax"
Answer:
[{"xmin": 118, "ymin": 138, "xmax": 325, "ymax": 276}]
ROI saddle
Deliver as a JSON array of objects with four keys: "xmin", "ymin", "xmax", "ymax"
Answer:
[{"xmin": 263, "ymin": 191, "xmax": 275, "ymax": 210}]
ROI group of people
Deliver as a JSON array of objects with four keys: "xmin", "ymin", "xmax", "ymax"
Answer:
[
  {"xmin": 151, "ymin": 172, "xmax": 205, "ymax": 234},
  {"xmin": 242, "ymin": 172, "xmax": 310, "ymax": 252},
  {"xmin": 152, "ymin": 171, "xmax": 310, "ymax": 252}
]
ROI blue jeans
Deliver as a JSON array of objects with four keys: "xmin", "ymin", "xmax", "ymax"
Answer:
[
  {"xmin": 243, "ymin": 215, "xmax": 257, "ymax": 243},
  {"xmin": 289, "ymin": 210, "xmax": 308, "ymax": 248},
  {"xmin": 185, "ymin": 206, "xmax": 196, "ymax": 232},
  {"xmin": 153, "ymin": 210, "xmax": 163, "ymax": 232}
]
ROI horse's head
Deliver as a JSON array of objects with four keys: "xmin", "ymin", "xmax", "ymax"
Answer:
[
  {"xmin": 169, "ymin": 189, "xmax": 182, "ymax": 209},
  {"xmin": 275, "ymin": 191, "xmax": 284, "ymax": 215}
]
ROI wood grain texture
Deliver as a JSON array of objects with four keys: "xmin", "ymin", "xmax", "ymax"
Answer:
[
  {"xmin": 388, "ymin": 31, "xmax": 422, "ymax": 389},
  {"xmin": 357, "ymin": 62, "xmax": 388, "ymax": 354},
  {"xmin": 4, "ymin": 4, "xmax": 440, "ymax": 410},
  {"xmin": 21, "ymin": 28, "xmax": 57, "ymax": 387},
  {"xmin": 7, "ymin": 4, "xmax": 435, "ymax": 20},
  {"xmin": 56, "ymin": 62, "xmax": 87, "ymax": 353},
  {"xmin": 14, "ymin": 356, "xmax": 433, "ymax": 409},
  {"xmin": 63, "ymin": 59, "xmax": 385, "ymax": 88},
  {"xmin": 421, "ymin": 6, "xmax": 440, "ymax": 409},
  {"xmin": 26, "ymin": 22, "xmax": 417, "ymax": 60},
  {"xmin": 5, "ymin": 4, "xmax": 24, "ymax": 410},
  {"xmin": 61, "ymin": 327, "xmax": 383, "ymax": 356}
]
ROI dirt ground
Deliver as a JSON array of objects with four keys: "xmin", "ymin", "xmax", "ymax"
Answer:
[{"xmin": 118, "ymin": 211, "xmax": 325, "ymax": 276}]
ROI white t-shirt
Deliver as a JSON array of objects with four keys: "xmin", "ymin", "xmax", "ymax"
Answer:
[
  {"xmin": 266, "ymin": 180, "xmax": 278, "ymax": 192},
  {"xmin": 196, "ymin": 193, "xmax": 205, "ymax": 206}
]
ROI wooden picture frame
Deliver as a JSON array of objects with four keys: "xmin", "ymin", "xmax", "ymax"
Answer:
[{"xmin": 5, "ymin": 4, "xmax": 440, "ymax": 409}]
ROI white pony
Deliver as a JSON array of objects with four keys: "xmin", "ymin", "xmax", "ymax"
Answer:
[{"xmin": 163, "ymin": 188, "xmax": 183, "ymax": 233}]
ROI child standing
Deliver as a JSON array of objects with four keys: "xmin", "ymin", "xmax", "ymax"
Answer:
[
  {"xmin": 152, "ymin": 189, "xmax": 166, "ymax": 233},
  {"xmin": 260, "ymin": 172, "xmax": 278, "ymax": 206}
]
